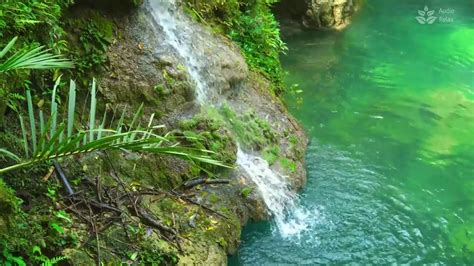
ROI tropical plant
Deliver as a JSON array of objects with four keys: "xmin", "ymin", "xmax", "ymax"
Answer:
[
  {"xmin": 0, "ymin": 37, "xmax": 73, "ymax": 73},
  {"xmin": 0, "ymin": 36, "xmax": 73, "ymax": 122},
  {"xmin": 40, "ymin": 255, "xmax": 67, "ymax": 266},
  {"xmin": 0, "ymin": 77, "xmax": 229, "ymax": 175},
  {"xmin": 0, "ymin": 0, "xmax": 73, "ymax": 38}
]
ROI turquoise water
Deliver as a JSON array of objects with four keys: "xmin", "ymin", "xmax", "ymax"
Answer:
[{"xmin": 230, "ymin": 0, "xmax": 474, "ymax": 264}]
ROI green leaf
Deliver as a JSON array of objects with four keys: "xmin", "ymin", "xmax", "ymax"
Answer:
[
  {"xmin": 19, "ymin": 115, "xmax": 29, "ymax": 158},
  {"xmin": 0, "ymin": 79, "xmax": 231, "ymax": 175},
  {"xmin": 67, "ymin": 80, "xmax": 76, "ymax": 138},
  {"xmin": 89, "ymin": 78, "xmax": 97, "ymax": 142},
  {"xmin": 0, "ymin": 37, "xmax": 17, "ymax": 58},
  {"xmin": 0, "ymin": 148, "xmax": 21, "ymax": 162},
  {"xmin": 26, "ymin": 88, "xmax": 37, "ymax": 153},
  {"xmin": 56, "ymin": 210, "xmax": 72, "ymax": 223}
]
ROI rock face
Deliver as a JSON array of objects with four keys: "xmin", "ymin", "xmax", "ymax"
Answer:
[{"xmin": 275, "ymin": 0, "xmax": 359, "ymax": 30}]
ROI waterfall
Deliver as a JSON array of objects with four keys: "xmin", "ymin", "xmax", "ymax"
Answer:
[
  {"xmin": 147, "ymin": 0, "xmax": 209, "ymax": 103},
  {"xmin": 236, "ymin": 149, "xmax": 314, "ymax": 237},
  {"xmin": 147, "ymin": 0, "xmax": 310, "ymax": 238}
]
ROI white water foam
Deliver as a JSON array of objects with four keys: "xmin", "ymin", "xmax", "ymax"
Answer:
[
  {"xmin": 147, "ymin": 0, "xmax": 313, "ymax": 238},
  {"xmin": 237, "ymin": 148, "xmax": 316, "ymax": 238}
]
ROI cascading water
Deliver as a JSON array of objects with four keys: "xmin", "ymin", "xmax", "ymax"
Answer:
[
  {"xmin": 146, "ymin": 0, "xmax": 313, "ymax": 238},
  {"xmin": 147, "ymin": 0, "xmax": 210, "ymax": 103},
  {"xmin": 236, "ymin": 149, "xmax": 317, "ymax": 237}
]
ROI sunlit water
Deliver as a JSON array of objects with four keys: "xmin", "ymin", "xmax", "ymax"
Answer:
[{"xmin": 230, "ymin": 0, "xmax": 474, "ymax": 264}]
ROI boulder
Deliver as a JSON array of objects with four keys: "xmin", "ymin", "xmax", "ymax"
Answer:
[{"xmin": 275, "ymin": 0, "xmax": 360, "ymax": 30}]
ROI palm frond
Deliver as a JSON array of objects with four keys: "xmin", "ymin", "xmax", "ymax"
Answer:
[
  {"xmin": 0, "ymin": 148, "xmax": 21, "ymax": 162},
  {"xmin": 0, "ymin": 37, "xmax": 73, "ymax": 73},
  {"xmin": 0, "ymin": 78, "xmax": 231, "ymax": 175},
  {"xmin": 0, "ymin": 37, "xmax": 18, "ymax": 58}
]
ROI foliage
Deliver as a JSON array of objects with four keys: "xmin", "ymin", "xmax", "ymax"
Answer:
[
  {"xmin": 0, "ymin": 0, "xmax": 73, "ymax": 40},
  {"xmin": 0, "ymin": 178, "xmax": 79, "ymax": 265},
  {"xmin": 262, "ymin": 144, "xmax": 280, "ymax": 165},
  {"xmin": 66, "ymin": 11, "xmax": 115, "ymax": 82},
  {"xmin": 184, "ymin": 0, "xmax": 287, "ymax": 94},
  {"xmin": 240, "ymin": 187, "xmax": 253, "ymax": 198},
  {"xmin": 219, "ymin": 105, "xmax": 277, "ymax": 150},
  {"xmin": 40, "ymin": 256, "xmax": 67, "ymax": 266},
  {"xmin": 0, "ymin": 0, "xmax": 74, "ymax": 127},
  {"xmin": 178, "ymin": 114, "xmax": 237, "ymax": 175},
  {"xmin": 0, "ymin": 77, "xmax": 230, "ymax": 175},
  {"xmin": 0, "ymin": 0, "xmax": 74, "ymax": 114},
  {"xmin": 229, "ymin": 2, "xmax": 287, "ymax": 93},
  {"xmin": 0, "ymin": 37, "xmax": 73, "ymax": 73},
  {"xmin": 0, "ymin": 37, "xmax": 73, "ymax": 124}
]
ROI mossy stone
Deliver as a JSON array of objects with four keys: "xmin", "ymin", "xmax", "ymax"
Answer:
[{"xmin": 0, "ymin": 179, "xmax": 18, "ymax": 234}]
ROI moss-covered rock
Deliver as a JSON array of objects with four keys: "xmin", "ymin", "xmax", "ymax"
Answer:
[
  {"xmin": 0, "ymin": 179, "xmax": 18, "ymax": 234},
  {"xmin": 183, "ymin": 0, "xmax": 286, "ymax": 93},
  {"xmin": 178, "ymin": 113, "xmax": 238, "ymax": 172},
  {"xmin": 219, "ymin": 105, "xmax": 278, "ymax": 151}
]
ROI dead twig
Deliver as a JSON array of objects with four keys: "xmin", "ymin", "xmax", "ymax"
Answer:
[
  {"xmin": 170, "ymin": 191, "xmax": 230, "ymax": 220},
  {"xmin": 182, "ymin": 178, "xmax": 230, "ymax": 189}
]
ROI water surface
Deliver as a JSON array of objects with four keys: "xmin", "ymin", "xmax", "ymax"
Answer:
[{"xmin": 231, "ymin": 0, "xmax": 474, "ymax": 264}]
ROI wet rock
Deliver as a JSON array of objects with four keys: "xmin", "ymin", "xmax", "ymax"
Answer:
[{"xmin": 275, "ymin": 0, "xmax": 360, "ymax": 30}]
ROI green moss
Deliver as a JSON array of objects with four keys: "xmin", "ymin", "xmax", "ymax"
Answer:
[
  {"xmin": 181, "ymin": 105, "xmax": 278, "ymax": 155},
  {"xmin": 219, "ymin": 105, "xmax": 277, "ymax": 151},
  {"xmin": 279, "ymin": 157, "xmax": 297, "ymax": 173},
  {"xmin": 240, "ymin": 187, "xmax": 253, "ymax": 198},
  {"xmin": 62, "ymin": 249, "xmax": 95, "ymax": 266},
  {"xmin": 208, "ymin": 193, "xmax": 220, "ymax": 204},
  {"xmin": 178, "ymin": 112, "xmax": 237, "ymax": 175},
  {"xmin": 262, "ymin": 145, "xmax": 280, "ymax": 165},
  {"xmin": 0, "ymin": 180, "xmax": 81, "ymax": 264},
  {"xmin": 0, "ymin": 179, "xmax": 19, "ymax": 234},
  {"xmin": 78, "ymin": 151, "xmax": 194, "ymax": 190}
]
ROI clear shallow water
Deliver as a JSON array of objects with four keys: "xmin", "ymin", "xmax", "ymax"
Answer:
[{"xmin": 230, "ymin": 0, "xmax": 474, "ymax": 264}]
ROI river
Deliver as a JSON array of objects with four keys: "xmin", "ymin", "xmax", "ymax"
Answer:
[{"xmin": 230, "ymin": 0, "xmax": 474, "ymax": 264}]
